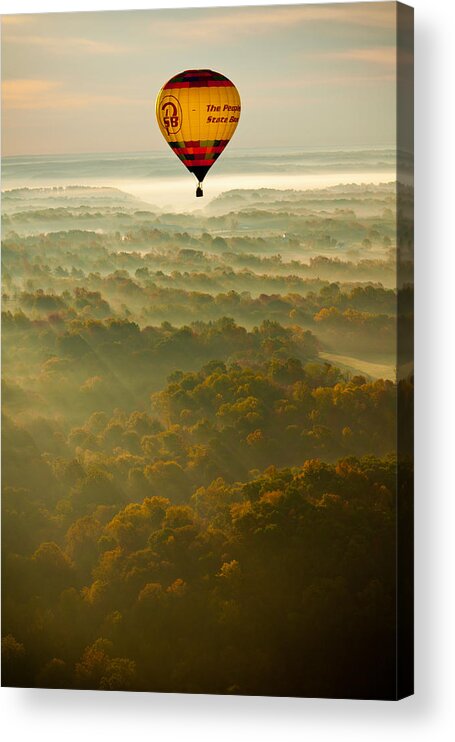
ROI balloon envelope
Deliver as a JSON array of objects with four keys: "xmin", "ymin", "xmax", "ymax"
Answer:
[{"xmin": 156, "ymin": 69, "xmax": 241, "ymax": 195}]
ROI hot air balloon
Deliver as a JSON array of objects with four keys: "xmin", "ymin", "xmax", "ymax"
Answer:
[{"xmin": 156, "ymin": 69, "xmax": 241, "ymax": 197}]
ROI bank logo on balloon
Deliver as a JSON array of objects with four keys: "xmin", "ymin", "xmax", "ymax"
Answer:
[{"xmin": 160, "ymin": 96, "xmax": 182, "ymax": 136}]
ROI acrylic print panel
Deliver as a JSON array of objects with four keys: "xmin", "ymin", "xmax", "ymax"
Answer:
[{"xmin": 1, "ymin": 2, "xmax": 414, "ymax": 699}]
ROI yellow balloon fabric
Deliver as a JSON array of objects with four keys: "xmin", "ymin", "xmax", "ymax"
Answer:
[{"xmin": 156, "ymin": 69, "xmax": 241, "ymax": 195}]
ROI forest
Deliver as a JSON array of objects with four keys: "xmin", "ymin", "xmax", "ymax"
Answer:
[{"xmin": 2, "ymin": 182, "xmax": 413, "ymax": 697}]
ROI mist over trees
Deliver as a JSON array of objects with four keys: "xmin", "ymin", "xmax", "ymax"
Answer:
[{"xmin": 2, "ymin": 183, "xmax": 413, "ymax": 697}]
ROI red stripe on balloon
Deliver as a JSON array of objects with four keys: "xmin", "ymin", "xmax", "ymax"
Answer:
[
  {"xmin": 179, "ymin": 146, "xmax": 226, "ymax": 155},
  {"xmin": 181, "ymin": 159, "xmax": 216, "ymax": 166},
  {"xmin": 163, "ymin": 80, "xmax": 234, "ymax": 90},
  {"xmin": 169, "ymin": 140, "xmax": 231, "ymax": 149}
]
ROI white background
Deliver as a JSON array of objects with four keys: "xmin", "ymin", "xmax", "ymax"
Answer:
[{"xmin": 1, "ymin": 0, "xmax": 454, "ymax": 740}]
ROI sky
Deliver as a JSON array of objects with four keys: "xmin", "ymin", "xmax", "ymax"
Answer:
[{"xmin": 1, "ymin": 2, "xmax": 401, "ymax": 156}]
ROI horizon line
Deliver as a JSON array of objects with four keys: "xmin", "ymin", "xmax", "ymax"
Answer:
[{"xmin": 2, "ymin": 143, "xmax": 398, "ymax": 160}]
